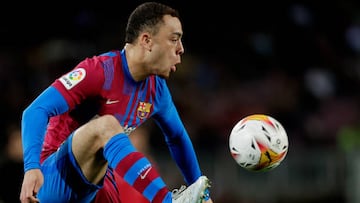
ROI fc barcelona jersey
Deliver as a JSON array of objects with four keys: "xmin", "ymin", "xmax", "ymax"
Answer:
[{"xmin": 33, "ymin": 49, "xmax": 201, "ymax": 184}]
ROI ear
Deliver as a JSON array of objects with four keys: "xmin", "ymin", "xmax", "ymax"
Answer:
[{"xmin": 139, "ymin": 33, "xmax": 152, "ymax": 52}]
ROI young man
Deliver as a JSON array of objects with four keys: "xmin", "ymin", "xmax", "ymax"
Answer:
[{"xmin": 20, "ymin": 2, "xmax": 212, "ymax": 203}]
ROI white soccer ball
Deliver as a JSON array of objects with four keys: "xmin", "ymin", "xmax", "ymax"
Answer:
[{"xmin": 229, "ymin": 114, "xmax": 289, "ymax": 172}]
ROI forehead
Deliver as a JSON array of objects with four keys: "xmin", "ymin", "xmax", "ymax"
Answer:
[{"xmin": 159, "ymin": 15, "xmax": 183, "ymax": 37}]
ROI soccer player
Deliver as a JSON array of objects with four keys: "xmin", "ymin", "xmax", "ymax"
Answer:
[{"xmin": 19, "ymin": 2, "xmax": 212, "ymax": 203}]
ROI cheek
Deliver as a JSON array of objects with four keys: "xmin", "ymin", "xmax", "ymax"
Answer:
[
  {"xmin": 153, "ymin": 44, "xmax": 177, "ymax": 64},
  {"xmin": 158, "ymin": 49, "xmax": 173, "ymax": 62},
  {"xmin": 153, "ymin": 45, "xmax": 168, "ymax": 59}
]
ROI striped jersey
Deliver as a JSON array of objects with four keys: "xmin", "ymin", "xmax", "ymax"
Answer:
[{"xmin": 35, "ymin": 49, "xmax": 201, "ymax": 184}]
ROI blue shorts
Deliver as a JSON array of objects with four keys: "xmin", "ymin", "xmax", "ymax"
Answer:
[{"xmin": 37, "ymin": 133, "xmax": 102, "ymax": 203}]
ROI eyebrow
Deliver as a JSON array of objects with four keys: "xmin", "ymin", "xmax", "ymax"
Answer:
[{"xmin": 173, "ymin": 32, "xmax": 183, "ymax": 38}]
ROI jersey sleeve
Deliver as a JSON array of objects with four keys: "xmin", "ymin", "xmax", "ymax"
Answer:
[
  {"xmin": 22, "ymin": 56, "xmax": 105, "ymax": 172},
  {"xmin": 52, "ymin": 57, "xmax": 105, "ymax": 110},
  {"xmin": 153, "ymin": 78, "xmax": 202, "ymax": 185},
  {"xmin": 22, "ymin": 87, "xmax": 68, "ymax": 171}
]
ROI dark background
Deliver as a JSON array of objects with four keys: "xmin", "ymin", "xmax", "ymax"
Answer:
[{"xmin": 1, "ymin": 1, "xmax": 360, "ymax": 202}]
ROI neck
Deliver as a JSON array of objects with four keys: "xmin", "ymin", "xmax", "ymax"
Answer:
[{"xmin": 124, "ymin": 44, "xmax": 148, "ymax": 82}]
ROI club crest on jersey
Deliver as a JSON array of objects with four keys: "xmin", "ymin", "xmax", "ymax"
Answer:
[
  {"xmin": 137, "ymin": 102, "xmax": 152, "ymax": 119},
  {"xmin": 60, "ymin": 68, "xmax": 86, "ymax": 90}
]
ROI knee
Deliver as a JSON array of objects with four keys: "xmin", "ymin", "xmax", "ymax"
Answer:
[
  {"xmin": 98, "ymin": 114, "xmax": 123, "ymax": 131},
  {"xmin": 92, "ymin": 115, "xmax": 124, "ymax": 141}
]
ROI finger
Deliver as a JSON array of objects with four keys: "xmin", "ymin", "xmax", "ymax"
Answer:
[
  {"xmin": 20, "ymin": 187, "xmax": 32, "ymax": 202},
  {"xmin": 31, "ymin": 187, "xmax": 40, "ymax": 203},
  {"xmin": 29, "ymin": 196, "xmax": 40, "ymax": 203},
  {"xmin": 20, "ymin": 185, "xmax": 39, "ymax": 203},
  {"xmin": 20, "ymin": 192, "xmax": 37, "ymax": 203}
]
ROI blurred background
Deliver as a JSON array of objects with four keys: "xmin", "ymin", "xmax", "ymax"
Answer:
[{"xmin": 1, "ymin": 0, "xmax": 360, "ymax": 202}]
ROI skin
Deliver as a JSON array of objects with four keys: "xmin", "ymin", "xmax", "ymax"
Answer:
[
  {"xmin": 20, "ymin": 14, "xmax": 213, "ymax": 203},
  {"xmin": 125, "ymin": 15, "xmax": 184, "ymax": 81}
]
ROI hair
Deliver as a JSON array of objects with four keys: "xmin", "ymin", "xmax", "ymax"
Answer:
[{"xmin": 125, "ymin": 2, "xmax": 180, "ymax": 43}]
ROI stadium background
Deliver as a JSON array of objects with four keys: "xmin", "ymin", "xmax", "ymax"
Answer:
[{"xmin": 1, "ymin": 1, "xmax": 360, "ymax": 202}]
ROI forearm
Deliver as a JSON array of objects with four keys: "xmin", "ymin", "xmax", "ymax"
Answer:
[
  {"xmin": 155, "ymin": 108, "xmax": 202, "ymax": 184},
  {"xmin": 22, "ymin": 106, "xmax": 49, "ymax": 171},
  {"xmin": 166, "ymin": 132, "xmax": 202, "ymax": 185},
  {"xmin": 21, "ymin": 86, "xmax": 69, "ymax": 172}
]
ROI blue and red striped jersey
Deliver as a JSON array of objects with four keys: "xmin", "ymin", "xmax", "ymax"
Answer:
[{"xmin": 22, "ymin": 49, "xmax": 201, "ymax": 185}]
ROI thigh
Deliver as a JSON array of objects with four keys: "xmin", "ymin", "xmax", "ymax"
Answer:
[
  {"xmin": 71, "ymin": 115, "xmax": 121, "ymax": 184},
  {"xmin": 38, "ymin": 133, "xmax": 101, "ymax": 203}
]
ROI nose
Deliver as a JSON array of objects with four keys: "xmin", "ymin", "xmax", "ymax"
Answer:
[{"xmin": 177, "ymin": 40, "xmax": 184, "ymax": 55}]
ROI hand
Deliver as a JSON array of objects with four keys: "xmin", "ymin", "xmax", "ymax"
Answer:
[
  {"xmin": 20, "ymin": 169, "xmax": 44, "ymax": 203},
  {"xmin": 203, "ymin": 198, "xmax": 213, "ymax": 203}
]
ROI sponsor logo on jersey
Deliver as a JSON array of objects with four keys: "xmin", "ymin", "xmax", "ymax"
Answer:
[
  {"xmin": 137, "ymin": 102, "xmax": 152, "ymax": 119},
  {"xmin": 105, "ymin": 99, "xmax": 120, "ymax": 104},
  {"xmin": 60, "ymin": 68, "xmax": 86, "ymax": 89}
]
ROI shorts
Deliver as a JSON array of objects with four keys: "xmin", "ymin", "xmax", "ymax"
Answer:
[{"xmin": 37, "ymin": 133, "xmax": 102, "ymax": 203}]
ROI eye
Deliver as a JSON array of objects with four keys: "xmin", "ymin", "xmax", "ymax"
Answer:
[{"xmin": 171, "ymin": 38, "xmax": 179, "ymax": 43}]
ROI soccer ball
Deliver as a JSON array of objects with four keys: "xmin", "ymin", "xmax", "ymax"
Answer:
[{"xmin": 229, "ymin": 114, "xmax": 289, "ymax": 172}]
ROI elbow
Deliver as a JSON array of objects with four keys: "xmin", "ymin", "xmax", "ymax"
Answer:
[
  {"xmin": 22, "ymin": 106, "xmax": 32, "ymax": 121},
  {"xmin": 22, "ymin": 105, "xmax": 48, "ymax": 123}
]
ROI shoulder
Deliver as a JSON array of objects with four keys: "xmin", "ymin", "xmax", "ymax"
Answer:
[
  {"xmin": 154, "ymin": 76, "xmax": 168, "ymax": 87},
  {"xmin": 153, "ymin": 76, "xmax": 173, "ymax": 104},
  {"xmin": 154, "ymin": 76, "xmax": 170, "ymax": 93},
  {"xmin": 75, "ymin": 51, "xmax": 123, "ymax": 80}
]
